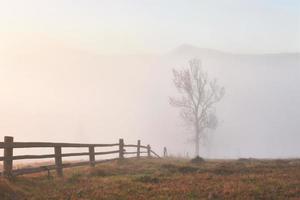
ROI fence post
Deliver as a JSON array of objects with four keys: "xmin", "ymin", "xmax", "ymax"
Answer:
[
  {"xmin": 163, "ymin": 147, "xmax": 167, "ymax": 157},
  {"xmin": 89, "ymin": 146, "xmax": 95, "ymax": 167},
  {"xmin": 119, "ymin": 138, "xmax": 124, "ymax": 159},
  {"xmin": 3, "ymin": 136, "xmax": 14, "ymax": 178},
  {"xmin": 147, "ymin": 144, "xmax": 151, "ymax": 157},
  {"xmin": 137, "ymin": 140, "xmax": 141, "ymax": 158},
  {"xmin": 54, "ymin": 146, "xmax": 63, "ymax": 177}
]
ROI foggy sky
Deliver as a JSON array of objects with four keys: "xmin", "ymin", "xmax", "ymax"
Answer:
[{"xmin": 0, "ymin": 0, "xmax": 299, "ymax": 54}]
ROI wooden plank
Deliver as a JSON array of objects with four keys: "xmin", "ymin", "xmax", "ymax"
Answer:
[
  {"xmin": 62, "ymin": 152, "xmax": 89, "ymax": 157},
  {"xmin": 89, "ymin": 146, "xmax": 95, "ymax": 167},
  {"xmin": 151, "ymin": 150, "xmax": 161, "ymax": 158},
  {"xmin": 119, "ymin": 139, "xmax": 124, "ymax": 159},
  {"xmin": 0, "ymin": 142, "xmax": 119, "ymax": 148},
  {"xmin": 164, "ymin": 147, "xmax": 167, "ymax": 157},
  {"xmin": 54, "ymin": 146, "xmax": 63, "ymax": 177},
  {"xmin": 147, "ymin": 145, "xmax": 151, "ymax": 157},
  {"xmin": 13, "ymin": 154, "xmax": 55, "ymax": 160},
  {"xmin": 3, "ymin": 136, "xmax": 13, "ymax": 178},
  {"xmin": 137, "ymin": 140, "xmax": 141, "ymax": 158},
  {"xmin": 0, "ymin": 151, "xmax": 120, "ymax": 161}
]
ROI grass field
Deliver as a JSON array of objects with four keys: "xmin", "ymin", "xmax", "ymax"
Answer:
[{"xmin": 0, "ymin": 158, "xmax": 300, "ymax": 200}]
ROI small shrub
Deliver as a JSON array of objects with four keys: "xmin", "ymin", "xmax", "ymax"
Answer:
[{"xmin": 190, "ymin": 156, "xmax": 205, "ymax": 164}]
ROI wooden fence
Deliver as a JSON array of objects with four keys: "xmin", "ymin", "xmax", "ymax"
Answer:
[{"xmin": 0, "ymin": 136, "xmax": 161, "ymax": 178}]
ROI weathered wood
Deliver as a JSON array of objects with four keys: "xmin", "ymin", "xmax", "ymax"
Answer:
[
  {"xmin": 147, "ymin": 144, "xmax": 151, "ymax": 157},
  {"xmin": 1, "ymin": 150, "xmax": 120, "ymax": 161},
  {"xmin": 1, "ymin": 136, "xmax": 161, "ymax": 178},
  {"xmin": 139, "ymin": 145, "xmax": 148, "ymax": 149},
  {"xmin": 13, "ymin": 154, "xmax": 55, "ymax": 160},
  {"xmin": 151, "ymin": 150, "xmax": 161, "ymax": 158},
  {"xmin": 89, "ymin": 146, "xmax": 95, "ymax": 167},
  {"xmin": 163, "ymin": 147, "xmax": 167, "ymax": 157},
  {"xmin": 137, "ymin": 140, "xmax": 141, "ymax": 158},
  {"xmin": 62, "ymin": 152, "xmax": 90, "ymax": 157},
  {"xmin": 0, "ymin": 142, "xmax": 119, "ymax": 148},
  {"xmin": 3, "ymin": 136, "xmax": 14, "ymax": 178},
  {"xmin": 54, "ymin": 146, "xmax": 63, "ymax": 177},
  {"xmin": 119, "ymin": 139, "xmax": 124, "ymax": 159}
]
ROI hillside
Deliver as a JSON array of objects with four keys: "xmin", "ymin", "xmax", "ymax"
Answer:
[{"xmin": 1, "ymin": 158, "xmax": 300, "ymax": 199}]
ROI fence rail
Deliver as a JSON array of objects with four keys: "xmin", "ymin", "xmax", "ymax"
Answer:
[{"xmin": 0, "ymin": 136, "xmax": 161, "ymax": 178}]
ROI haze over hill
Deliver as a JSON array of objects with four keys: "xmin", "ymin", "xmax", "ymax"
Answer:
[
  {"xmin": 0, "ymin": 42, "xmax": 299, "ymax": 159},
  {"xmin": 160, "ymin": 44, "xmax": 300, "ymax": 158}
]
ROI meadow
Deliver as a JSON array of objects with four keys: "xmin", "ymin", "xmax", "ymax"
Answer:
[{"xmin": 0, "ymin": 157, "xmax": 300, "ymax": 200}]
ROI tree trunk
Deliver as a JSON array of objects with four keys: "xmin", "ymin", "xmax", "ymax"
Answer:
[{"xmin": 195, "ymin": 123, "xmax": 200, "ymax": 157}]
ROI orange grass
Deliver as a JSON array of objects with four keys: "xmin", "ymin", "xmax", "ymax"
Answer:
[{"xmin": 0, "ymin": 158, "xmax": 300, "ymax": 199}]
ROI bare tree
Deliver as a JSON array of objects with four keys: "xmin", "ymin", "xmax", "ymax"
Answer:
[{"xmin": 169, "ymin": 58, "xmax": 225, "ymax": 157}]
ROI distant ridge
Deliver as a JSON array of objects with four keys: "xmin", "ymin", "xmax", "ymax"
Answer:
[
  {"xmin": 169, "ymin": 44, "xmax": 228, "ymax": 57},
  {"xmin": 168, "ymin": 44, "xmax": 300, "ymax": 58}
]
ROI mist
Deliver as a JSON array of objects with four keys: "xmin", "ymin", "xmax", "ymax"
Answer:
[{"xmin": 0, "ymin": 41, "xmax": 299, "ymax": 159}]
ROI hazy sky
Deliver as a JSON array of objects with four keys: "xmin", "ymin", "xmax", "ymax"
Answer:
[{"xmin": 0, "ymin": 0, "xmax": 299, "ymax": 54}]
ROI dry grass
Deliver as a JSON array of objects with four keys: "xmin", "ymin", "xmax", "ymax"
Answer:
[{"xmin": 0, "ymin": 158, "xmax": 300, "ymax": 199}]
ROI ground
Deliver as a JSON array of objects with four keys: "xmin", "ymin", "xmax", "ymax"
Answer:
[{"xmin": 0, "ymin": 158, "xmax": 300, "ymax": 200}]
